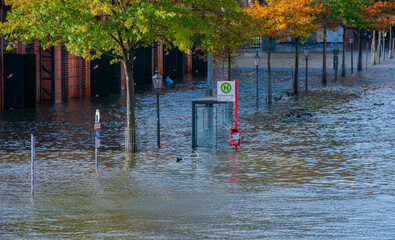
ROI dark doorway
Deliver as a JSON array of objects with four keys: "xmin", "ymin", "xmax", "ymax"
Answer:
[
  {"xmin": 91, "ymin": 54, "xmax": 121, "ymax": 97},
  {"xmin": 133, "ymin": 47, "xmax": 152, "ymax": 88},
  {"xmin": 192, "ymin": 50, "xmax": 207, "ymax": 73},
  {"xmin": 3, "ymin": 54, "xmax": 36, "ymax": 109},
  {"xmin": 40, "ymin": 47, "xmax": 55, "ymax": 103},
  {"xmin": 163, "ymin": 47, "xmax": 185, "ymax": 80}
]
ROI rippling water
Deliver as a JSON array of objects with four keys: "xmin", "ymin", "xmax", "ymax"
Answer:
[{"xmin": 1, "ymin": 64, "xmax": 394, "ymax": 239}]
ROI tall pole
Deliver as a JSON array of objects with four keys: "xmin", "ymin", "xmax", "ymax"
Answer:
[
  {"xmin": 341, "ymin": 27, "xmax": 346, "ymax": 77},
  {"xmin": 378, "ymin": 32, "xmax": 381, "ymax": 64},
  {"xmin": 351, "ymin": 41, "xmax": 354, "ymax": 74},
  {"xmin": 357, "ymin": 29, "xmax": 363, "ymax": 71},
  {"xmin": 256, "ymin": 64, "xmax": 259, "ymax": 108},
  {"xmin": 31, "ymin": 134, "xmax": 36, "ymax": 196},
  {"xmin": 333, "ymin": 48, "xmax": 339, "ymax": 82},
  {"xmin": 388, "ymin": 27, "xmax": 394, "ymax": 59},
  {"xmin": 234, "ymin": 79, "xmax": 238, "ymax": 152},
  {"xmin": 372, "ymin": 31, "xmax": 376, "ymax": 66},
  {"xmin": 94, "ymin": 109, "xmax": 100, "ymax": 172},
  {"xmin": 382, "ymin": 32, "xmax": 385, "ymax": 62},
  {"xmin": 207, "ymin": 53, "xmax": 214, "ymax": 96},
  {"xmin": 366, "ymin": 37, "xmax": 369, "ymax": 69},
  {"xmin": 156, "ymin": 89, "xmax": 160, "ymax": 149},
  {"xmin": 305, "ymin": 57, "xmax": 308, "ymax": 94}
]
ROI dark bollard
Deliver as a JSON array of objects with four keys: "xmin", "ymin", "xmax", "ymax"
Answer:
[{"xmin": 333, "ymin": 48, "xmax": 339, "ymax": 82}]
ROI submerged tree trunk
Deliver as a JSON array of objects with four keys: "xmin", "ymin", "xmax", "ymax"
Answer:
[
  {"xmin": 378, "ymin": 31, "xmax": 381, "ymax": 64},
  {"xmin": 268, "ymin": 39, "xmax": 272, "ymax": 106},
  {"xmin": 0, "ymin": 36, "xmax": 2, "ymax": 112},
  {"xmin": 388, "ymin": 27, "xmax": 394, "ymax": 59},
  {"xmin": 294, "ymin": 37, "xmax": 299, "ymax": 95},
  {"xmin": 341, "ymin": 26, "xmax": 346, "ymax": 77},
  {"xmin": 372, "ymin": 31, "xmax": 376, "ymax": 66},
  {"xmin": 322, "ymin": 26, "xmax": 327, "ymax": 85},
  {"xmin": 123, "ymin": 49, "xmax": 138, "ymax": 153},
  {"xmin": 357, "ymin": 28, "xmax": 363, "ymax": 70}
]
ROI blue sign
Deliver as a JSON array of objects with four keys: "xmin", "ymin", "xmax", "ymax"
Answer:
[{"xmin": 95, "ymin": 129, "xmax": 100, "ymax": 139}]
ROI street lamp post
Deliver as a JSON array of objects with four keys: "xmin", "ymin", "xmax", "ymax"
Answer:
[
  {"xmin": 254, "ymin": 52, "xmax": 261, "ymax": 108},
  {"xmin": 152, "ymin": 68, "xmax": 163, "ymax": 149},
  {"xmin": 303, "ymin": 47, "xmax": 311, "ymax": 94},
  {"xmin": 350, "ymin": 34, "xmax": 354, "ymax": 74}
]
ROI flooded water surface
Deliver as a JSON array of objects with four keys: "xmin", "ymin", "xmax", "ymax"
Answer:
[{"xmin": 1, "ymin": 60, "xmax": 395, "ymax": 239}]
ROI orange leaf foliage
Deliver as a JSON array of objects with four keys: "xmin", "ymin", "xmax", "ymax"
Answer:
[
  {"xmin": 361, "ymin": 0, "xmax": 395, "ymax": 30},
  {"xmin": 247, "ymin": 0, "xmax": 322, "ymax": 40}
]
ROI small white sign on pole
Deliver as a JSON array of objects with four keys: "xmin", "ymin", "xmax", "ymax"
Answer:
[
  {"xmin": 95, "ymin": 138, "xmax": 101, "ymax": 148},
  {"xmin": 95, "ymin": 109, "xmax": 100, "ymax": 123},
  {"xmin": 217, "ymin": 81, "xmax": 235, "ymax": 102}
]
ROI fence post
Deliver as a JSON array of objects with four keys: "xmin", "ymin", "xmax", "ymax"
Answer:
[{"xmin": 31, "ymin": 134, "xmax": 36, "ymax": 196}]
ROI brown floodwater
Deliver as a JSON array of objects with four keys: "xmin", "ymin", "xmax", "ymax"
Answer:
[{"xmin": 1, "ymin": 61, "xmax": 394, "ymax": 239}]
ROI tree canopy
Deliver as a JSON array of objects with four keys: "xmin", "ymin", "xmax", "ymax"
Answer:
[{"xmin": 0, "ymin": 0, "xmax": 246, "ymax": 152}]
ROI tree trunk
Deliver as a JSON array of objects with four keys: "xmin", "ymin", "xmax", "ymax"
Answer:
[
  {"xmin": 378, "ymin": 31, "xmax": 381, "ymax": 64},
  {"xmin": 382, "ymin": 30, "xmax": 385, "ymax": 62},
  {"xmin": 228, "ymin": 52, "xmax": 231, "ymax": 81},
  {"xmin": 357, "ymin": 28, "xmax": 363, "ymax": 70},
  {"xmin": 0, "ymin": 36, "xmax": 3, "ymax": 111},
  {"xmin": 372, "ymin": 30, "xmax": 376, "ymax": 66},
  {"xmin": 268, "ymin": 39, "xmax": 272, "ymax": 106},
  {"xmin": 123, "ymin": 50, "xmax": 138, "ymax": 153},
  {"xmin": 294, "ymin": 37, "xmax": 299, "ymax": 95},
  {"xmin": 0, "ymin": 8, "xmax": 3, "ymax": 111},
  {"xmin": 322, "ymin": 26, "xmax": 327, "ymax": 85},
  {"xmin": 341, "ymin": 26, "xmax": 346, "ymax": 77},
  {"xmin": 388, "ymin": 27, "xmax": 394, "ymax": 59}
]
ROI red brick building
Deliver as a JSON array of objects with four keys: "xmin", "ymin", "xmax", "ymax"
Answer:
[{"xmin": 0, "ymin": 5, "xmax": 199, "ymax": 111}]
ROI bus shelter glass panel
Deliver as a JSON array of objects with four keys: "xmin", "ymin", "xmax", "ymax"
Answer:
[
  {"xmin": 192, "ymin": 97, "xmax": 233, "ymax": 149},
  {"xmin": 215, "ymin": 103, "xmax": 233, "ymax": 146},
  {"xmin": 196, "ymin": 106, "xmax": 217, "ymax": 147}
]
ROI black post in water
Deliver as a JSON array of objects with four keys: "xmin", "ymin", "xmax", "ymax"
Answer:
[
  {"xmin": 333, "ymin": 48, "xmax": 339, "ymax": 82},
  {"xmin": 303, "ymin": 47, "xmax": 310, "ymax": 94},
  {"xmin": 31, "ymin": 134, "xmax": 36, "ymax": 196},
  {"xmin": 253, "ymin": 52, "xmax": 260, "ymax": 108},
  {"xmin": 351, "ymin": 45, "xmax": 353, "ymax": 74},
  {"xmin": 305, "ymin": 58, "xmax": 308, "ymax": 93},
  {"xmin": 156, "ymin": 89, "xmax": 161, "ymax": 149},
  {"xmin": 366, "ymin": 35, "xmax": 370, "ymax": 69},
  {"xmin": 256, "ymin": 64, "xmax": 259, "ymax": 108},
  {"xmin": 382, "ymin": 31, "xmax": 386, "ymax": 62},
  {"xmin": 350, "ymin": 34, "xmax": 354, "ymax": 74}
]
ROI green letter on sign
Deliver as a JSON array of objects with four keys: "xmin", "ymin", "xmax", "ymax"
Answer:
[{"xmin": 221, "ymin": 82, "xmax": 232, "ymax": 93}]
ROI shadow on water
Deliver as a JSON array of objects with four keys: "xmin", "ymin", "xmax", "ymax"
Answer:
[{"xmin": 1, "ymin": 64, "xmax": 395, "ymax": 239}]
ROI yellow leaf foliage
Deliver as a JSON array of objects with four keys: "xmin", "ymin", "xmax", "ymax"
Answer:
[{"xmin": 247, "ymin": 0, "xmax": 322, "ymax": 40}]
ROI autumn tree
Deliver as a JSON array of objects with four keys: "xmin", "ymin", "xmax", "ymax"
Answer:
[
  {"xmin": 1, "ymin": 0, "xmax": 241, "ymax": 153},
  {"xmin": 205, "ymin": 5, "xmax": 254, "ymax": 82},
  {"xmin": 382, "ymin": 0, "xmax": 395, "ymax": 58},
  {"xmin": 274, "ymin": 0, "xmax": 322, "ymax": 95},
  {"xmin": 327, "ymin": 0, "xmax": 372, "ymax": 76},
  {"xmin": 248, "ymin": 0, "xmax": 321, "ymax": 97},
  {"xmin": 314, "ymin": 0, "xmax": 342, "ymax": 85},
  {"xmin": 362, "ymin": 0, "xmax": 395, "ymax": 64},
  {"xmin": 247, "ymin": 0, "xmax": 287, "ymax": 105}
]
